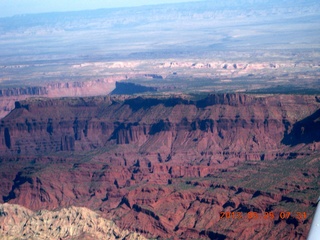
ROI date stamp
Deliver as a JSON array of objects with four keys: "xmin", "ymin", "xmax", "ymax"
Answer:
[{"xmin": 220, "ymin": 211, "xmax": 307, "ymax": 220}]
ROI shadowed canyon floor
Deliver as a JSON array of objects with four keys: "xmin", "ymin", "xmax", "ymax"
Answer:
[{"xmin": 0, "ymin": 93, "xmax": 319, "ymax": 239}]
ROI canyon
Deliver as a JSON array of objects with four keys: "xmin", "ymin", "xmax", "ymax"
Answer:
[
  {"xmin": 0, "ymin": 0, "xmax": 319, "ymax": 238},
  {"xmin": 0, "ymin": 76, "xmax": 125, "ymax": 119},
  {"xmin": 1, "ymin": 57, "xmax": 319, "ymax": 118},
  {"xmin": 0, "ymin": 93, "xmax": 319, "ymax": 239}
]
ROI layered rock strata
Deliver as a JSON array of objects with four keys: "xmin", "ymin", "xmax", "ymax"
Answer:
[
  {"xmin": 0, "ymin": 203, "xmax": 146, "ymax": 240},
  {"xmin": 0, "ymin": 94, "xmax": 319, "ymax": 160},
  {"xmin": 0, "ymin": 93, "xmax": 319, "ymax": 239}
]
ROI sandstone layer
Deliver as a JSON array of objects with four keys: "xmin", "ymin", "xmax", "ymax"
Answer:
[
  {"xmin": 1, "ymin": 93, "xmax": 319, "ymax": 159},
  {"xmin": 0, "ymin": 76, "xmax": 126, "ymax": 119},
  {"xmin": 0, "ymin": 93, "xmax": 319, "ymax": 239}
]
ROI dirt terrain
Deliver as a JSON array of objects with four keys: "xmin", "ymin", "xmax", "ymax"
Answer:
[{"xmin": 0, "ymin": 93, "xmax": 319, "ymax": 239}]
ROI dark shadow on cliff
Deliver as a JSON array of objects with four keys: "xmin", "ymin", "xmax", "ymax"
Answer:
[
  {"xmin": 124, "ymin": 97, "xmax": 190, "ymax": 111},
  {"xmin": 3, "ymin": 171, "xmax": 33, "ymax": 202},
  {"xmin": 281, "ymin": 109, "xmax": 320, "ymax": 146},
  {"xmin": 111, "ymin": 82, "xmax": 157, "ymax": 95},
  {"xmin": 124, "ymin": 93, "xmax": 254, "ymax": 112}
]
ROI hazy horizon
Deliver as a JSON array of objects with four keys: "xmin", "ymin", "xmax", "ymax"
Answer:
[{"xmin": 0, "ymin": 0, "xmax": 203, "ymax": 18}]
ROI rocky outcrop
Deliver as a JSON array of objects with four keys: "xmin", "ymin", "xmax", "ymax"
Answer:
[
  {"xmin": 0, "ymin": 94, "xmax": 319, "ymax": 160},
  {"xmin": 0, "ymin": 203, "xmax": 146, "ymax": 240},
  {"xmin": 0, "ymin": 93, "xmax": 319, "ymax": 239},
  {"xmin": 0, "ymin": 76, "xmax": 124, "ymax": 119},
  {"xmin": 0, "ymin": 153, "xmax": 315, "ymax": 239},
  {"xmin": 0, "ymin": 86, "xmax": 47, "ymax": 97}
]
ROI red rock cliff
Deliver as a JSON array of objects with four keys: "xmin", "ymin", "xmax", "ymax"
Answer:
[{"xmin": 0, "ymin": 94, "xmax": 319, "ymax": 162}]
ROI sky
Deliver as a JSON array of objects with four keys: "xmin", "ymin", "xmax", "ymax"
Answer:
[{"xmin": 0, "ymin": 0, "xmax": 201, "ymax": 18}]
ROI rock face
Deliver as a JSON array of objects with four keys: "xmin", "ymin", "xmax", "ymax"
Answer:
[
  {"xmin": 0, "ymin": 86, "xmax": 48, "ymax": 97},
  {"xmin": 0, "ymin": 93, "xmax": 319, "ymax": 159},
  {"xmin": 0, "ymin": 203, "xmax": 146, "ymax": 240},
  {"xmin": 0, "ymin": 93, "xmax": 319, "ymax": 239},
  {"xmin": 0, "ymin": 76, "xmax": 124, "ymax": 119}
]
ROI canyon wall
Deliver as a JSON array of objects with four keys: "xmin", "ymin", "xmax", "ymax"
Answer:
[
  {"xmin": 0, "ymin": 93, "xmax": 319, "ymax": 239},
  {"xmin": 0, "ymin": 76, "xmax": 125, "ymax": 119},
  {"xmin": 0, "ymin": 93, "xmax": 319, "ymax": 161}
]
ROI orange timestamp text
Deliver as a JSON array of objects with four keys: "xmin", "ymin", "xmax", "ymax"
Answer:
[{"xmin": 220, "ymin": 211, "xmax": 307, "ymax": 220}]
